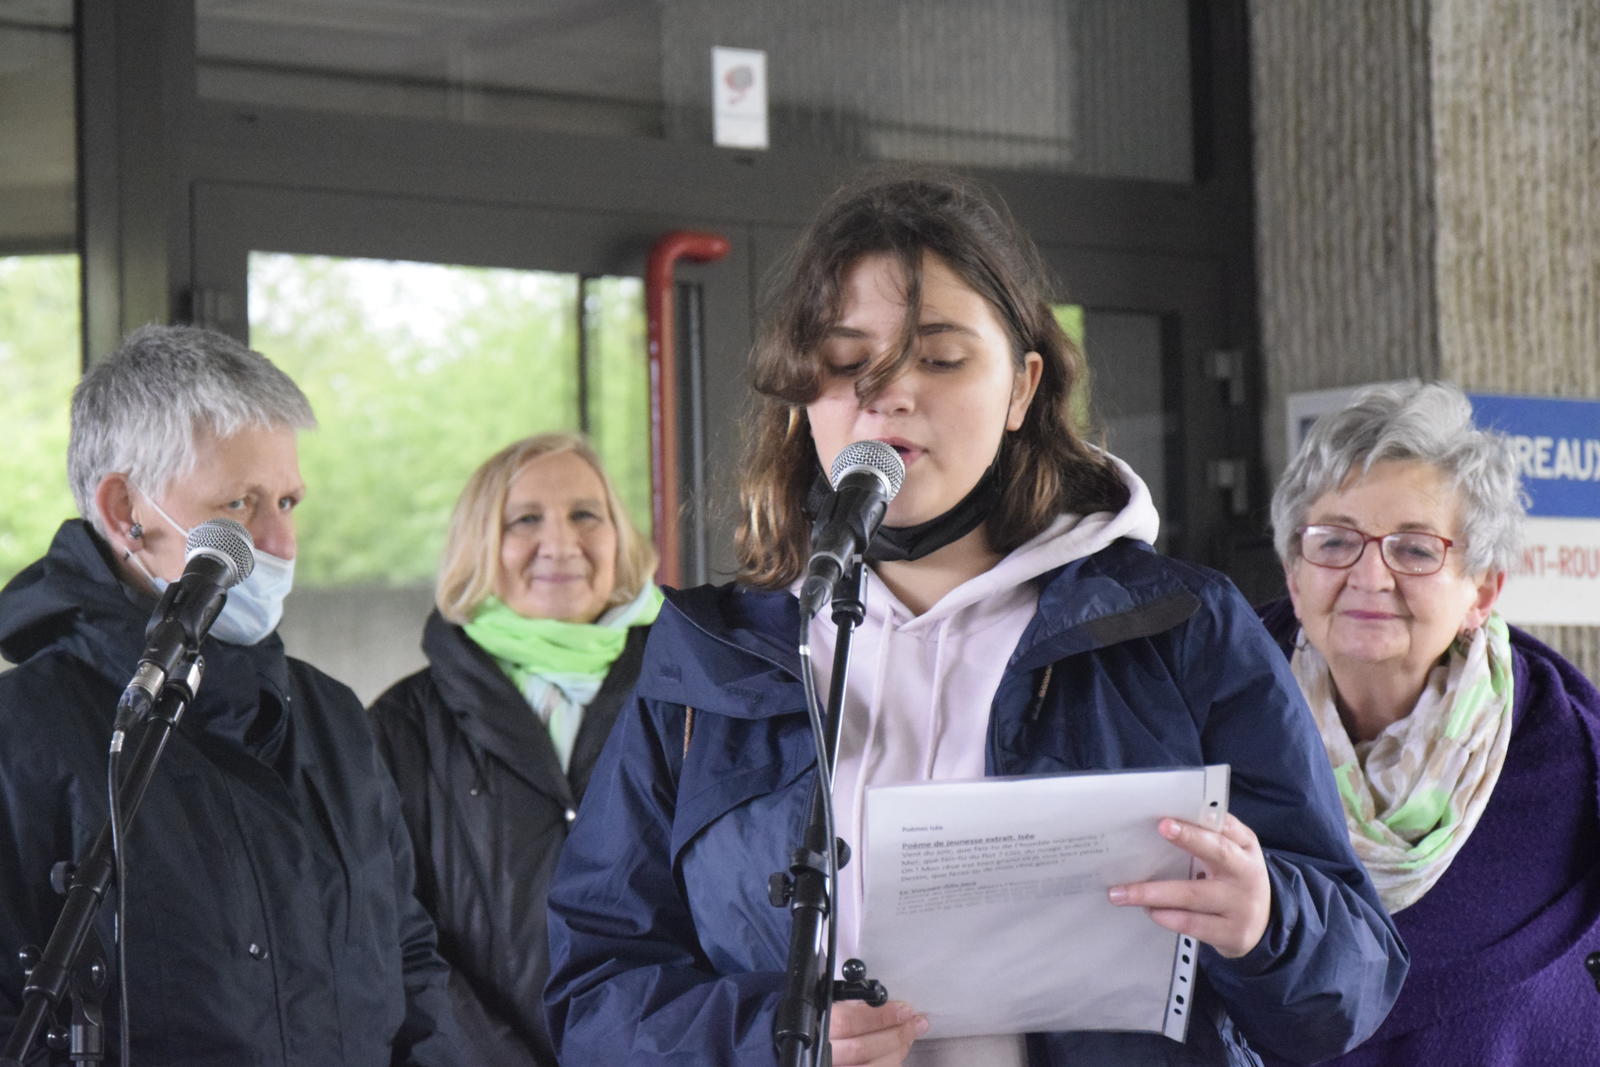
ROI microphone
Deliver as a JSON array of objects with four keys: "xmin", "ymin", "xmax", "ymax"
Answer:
[
  {"xmin": 798, "ymin": 440, "xmax": 906, "ymax": 619},
  {"xmin": 114, "ymin": 518, "xmax": 255, "ymax": 732}
]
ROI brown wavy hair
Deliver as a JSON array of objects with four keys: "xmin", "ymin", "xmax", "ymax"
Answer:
[{"xmin": 735, "ymin": 169, "xmax": 1128, "ymax": 588}]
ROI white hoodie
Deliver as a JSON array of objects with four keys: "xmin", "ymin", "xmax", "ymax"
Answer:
[{"xmin": 803, "ymin": 456, "xmax": 1161, "ymax": 1065}]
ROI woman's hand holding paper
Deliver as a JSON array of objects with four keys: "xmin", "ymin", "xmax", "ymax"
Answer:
[
  {"xmin": 828, "ymin": 999, "xmax": 930, "ymax": 1067},
  {"xmin": 1106, "ymin": 813, "xmax": 1272, "ymax": 959}
]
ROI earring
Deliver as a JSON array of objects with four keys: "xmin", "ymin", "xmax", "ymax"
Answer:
[{"xmin": 129, "ymin": 522, "xmax": 143, "ymax": 541}]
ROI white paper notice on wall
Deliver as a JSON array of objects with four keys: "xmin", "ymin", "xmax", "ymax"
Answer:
[{"xmin": 711, "ymin": 46, "xmax": 768, "ymax": 149}]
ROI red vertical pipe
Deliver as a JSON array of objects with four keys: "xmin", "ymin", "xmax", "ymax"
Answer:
[{"xmin": 646, "ymin": 230, "xmax": 731, "ymax": 587}]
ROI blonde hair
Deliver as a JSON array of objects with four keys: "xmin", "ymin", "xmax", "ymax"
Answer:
[{"xmin": 435, "ymin": 432, "xmax": 657, "ymax": 624}]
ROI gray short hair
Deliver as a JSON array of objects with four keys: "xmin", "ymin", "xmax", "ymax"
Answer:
[
  {"xmin": 1271, "ymin": 381, "xmax": 1525, "ymax": 575},
  {"xmin": 68, "ymin": 324, "xmax": 316, "ymax": 534}
]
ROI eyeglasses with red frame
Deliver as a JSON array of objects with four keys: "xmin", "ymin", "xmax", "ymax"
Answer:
[{"xmin": 1295, "ymin": 524, "xmax": 1456, "ymax": 576}]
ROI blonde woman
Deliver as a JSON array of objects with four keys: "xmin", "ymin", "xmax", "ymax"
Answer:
[{"xmin": 370, "ymin": 432, "xmax": 659, "ymax": 1066}]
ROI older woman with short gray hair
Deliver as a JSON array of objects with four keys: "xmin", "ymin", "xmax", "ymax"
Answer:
[{"xmin": 1259, "ymin": 380, "xmax": 1600, "ymax": 1065}]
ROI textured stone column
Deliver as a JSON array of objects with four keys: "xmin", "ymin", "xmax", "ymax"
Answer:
[
  {"xmin": 1251, "ymin": 0, "xmax": 1600, "ymax": 676},
  {"xmin": 1431, "ymin": 0, "xmax": 1600, "ymax": 394},
  {"xmin": 1251, "ymin": 0, "xmax": 1438, "ymax": 474}
]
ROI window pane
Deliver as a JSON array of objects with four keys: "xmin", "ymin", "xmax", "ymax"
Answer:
[
  {"xmin": 665, "ymin": 0, "xmax": 1193, "ymax": 180},
  {"xmin": 1081, "ymin": 309, "xmax": 1170, "ymax": 546},
  {"xmin": 0, "ymin": 254, "xmax": 80, "ymax": 585},
  {"xmin": 196, "ymin": 0, "xmax": 665, "ymax": 138},
  {"xmin": 1056, "ymin": 302, "xmax": 1172, "ymax": 548},
  {"xmin": 249, "ymin": 252, "xmax": 650, "ymax": 702},
  {"xmin": 248, "ymin": 253, "xmax": 584, "ymax": 588},
  {"xmin": 1052, "ymin": 304, "xmax": 1090, "ymax": 431},
  {"xmin": 0, "ymin": 4, "xmax": 76, "ymax": 247},
  {"xmin": 582, "ymin": 275, "xmax": 652, "ymax": 536},
  {"xmin": 195, "ymin": 0, "xmax": 1191, "ymax": 182},
  {"xmin": 2, "ymin": 8, "xmax": 81, "ymax": 659}
]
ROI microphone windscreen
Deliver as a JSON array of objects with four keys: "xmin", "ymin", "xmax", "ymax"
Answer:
[
  {"xmin": 829, "ymin": 440, "xmax": 906, "ymax": 497},
  {"xmin": 186, "ymin": 518, "xmax": 256, "ymax": 586}
]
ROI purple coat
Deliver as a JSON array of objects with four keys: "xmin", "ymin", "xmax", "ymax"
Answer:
[{"xmin": 1259, "ymin": 600, "xmax": 1600, "ymax": 1064}]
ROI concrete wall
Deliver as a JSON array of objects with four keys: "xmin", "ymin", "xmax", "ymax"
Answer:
[
  {"xmin": 0, "ymin": 582, "xmax": 434, "ymax": 705},
  {"xmin": 279, "ymin": 583, "xmax": 434, "ymax": 706},
  {"xmin": 1251, "ymin": 0, "xmax": 1600, "ymax": 678},
  {"xmin": 1431, "ymin": 0, "xmax": 1600, "ymax": 393},
  {"xmin": 1251, "ymin": 0, "xmax": 1438, "ymax": 479}
]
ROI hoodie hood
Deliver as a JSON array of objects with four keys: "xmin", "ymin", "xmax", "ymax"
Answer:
[
  {"xmin": 885, "ymin": 451, "xmax": 1160, "ymax": 630},
  {"xmin": 807, "ymin": 454, "xmax": 1160, "ymax": 963},
  {"xmin": 1, "ymin": 519, "xmax": 158, "ymax": 679}
]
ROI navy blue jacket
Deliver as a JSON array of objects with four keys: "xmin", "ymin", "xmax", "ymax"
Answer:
[
  {"xmin": 545, "ymin": 540, "xmax": 1407, "ymax": 1065},
  {"xmin": 0, "ymin": 521, "xmax": 463, "ymax": 1065}
]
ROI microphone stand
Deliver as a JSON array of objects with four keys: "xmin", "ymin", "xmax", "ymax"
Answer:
[
  {"xmin": 772, "ymin": 562, "xmax": 887, "ymax": 1067},
  {"xmin": 2, "ymin": 656, "xmax": 205, "ymax": 1067}
]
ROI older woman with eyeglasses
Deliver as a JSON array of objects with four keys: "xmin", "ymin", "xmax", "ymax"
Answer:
[{"xmin": 1259, "ymin": 380, "xmax": 1600, "ymax": 1065}]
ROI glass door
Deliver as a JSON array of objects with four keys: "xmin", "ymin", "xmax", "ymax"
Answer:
[
  {"xmin": 190, "ymin": 182, "xmax": 749, "ymax": 700},
  {"xmin": 0, "ymin": 255, "xmax": 80, "ymax": 591},
  {"xmin": 1038, "ymin": 244, "xmax": 1253, "ymax": 579}
]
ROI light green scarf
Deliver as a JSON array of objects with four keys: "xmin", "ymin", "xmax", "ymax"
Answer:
[
  {"xmin": 1291, "ymin": 612, "xmax": 1515, "ymax": 912},
  {"xmin": 464, "ymin": 582, "xmax": 663, "ymax": 770}
]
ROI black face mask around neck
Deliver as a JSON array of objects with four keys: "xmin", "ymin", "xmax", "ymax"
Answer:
[
  {"xmin": 867, "ymin": 456, "xmax": 1002, "ymax": 562},
  {"xmin": 803, "ymin": 451, "xmax": 1003, "ymax": 565}
]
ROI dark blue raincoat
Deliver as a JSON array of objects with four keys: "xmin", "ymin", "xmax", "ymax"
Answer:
[{"xmin": 546, "ymin": 540, "xmax": 1406, "ymax": 1065}]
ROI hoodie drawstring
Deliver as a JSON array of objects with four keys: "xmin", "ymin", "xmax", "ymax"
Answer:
[{"xmin": 922, "ymin": 620, "xmax": 952, "ymax": 779}]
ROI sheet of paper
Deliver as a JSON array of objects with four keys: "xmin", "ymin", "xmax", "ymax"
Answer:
[{"xmin": 857, "ymin": 766, "xmax": 1229, "ymax": 1042}]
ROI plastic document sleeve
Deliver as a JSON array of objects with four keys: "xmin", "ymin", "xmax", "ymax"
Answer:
[{"xmin": 857, "ymin": 764, "xmax": 1231, "ymax": 1043}]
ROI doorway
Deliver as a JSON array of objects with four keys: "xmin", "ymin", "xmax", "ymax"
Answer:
[{"xmin": 191, "ymin": 181, "xmax": 750, "ymax": 699}]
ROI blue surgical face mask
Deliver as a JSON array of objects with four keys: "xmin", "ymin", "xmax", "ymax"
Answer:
[{"xmin": 130, "ymin": 490, "xmax": 296, "ymax": 646}]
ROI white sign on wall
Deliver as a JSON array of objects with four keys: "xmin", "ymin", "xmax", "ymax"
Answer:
[
  {"xmin": 1285, "ymin": 384, "xmax": 1384, "ymax": 460},
  {"xmin": 1468, "ymin": 393, "xmax": 1600, "ymax": 626},
  {"xmin": 711, "ymin": 47, "xmax": 768, "ymax": 150}
]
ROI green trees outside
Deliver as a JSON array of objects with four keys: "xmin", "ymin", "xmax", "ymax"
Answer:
[
  {"xmin": 0, "ymin": 253, "xmax": 651, "ymax": 591},
  {"xmin": 1053, "ymin": 303, "xmax": 1091, "ymax": 431},
  {"xmin": 583, "ymin": 275, "xmax": 653, "ymax": 542},
  {"xmin": 0, "ymin": 255, "xmax": 80, "ymax": 584},
  {"xmin": 249, "ymin": 253, "xmax": 651, "ymax": 587}
]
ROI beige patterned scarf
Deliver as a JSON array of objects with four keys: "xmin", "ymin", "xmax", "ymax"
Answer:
[{"xmin": 1290, "ymin": 614, "xmax": 1515, "ymax": 912}]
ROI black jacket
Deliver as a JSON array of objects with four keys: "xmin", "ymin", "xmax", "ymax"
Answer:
[
  {"xmin": 368, "ymin": 610, "xmax": 647, "ymax": 1067},
  {"xmin": 0, "ymin": 521, "xmax": 463, "ymax": 1066}
]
